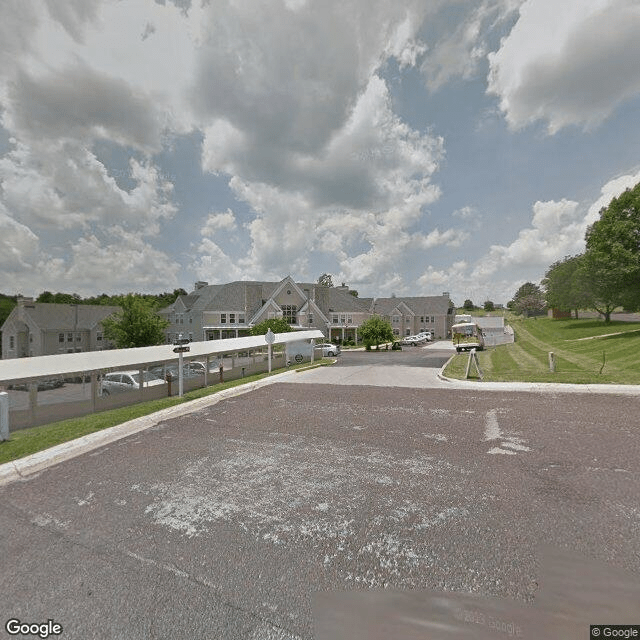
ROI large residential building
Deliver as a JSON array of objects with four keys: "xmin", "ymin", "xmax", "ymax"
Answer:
[
  {"xmin": 159, "ymin": 277, "xmax": 456, "ymax": 343},
  {"xmin": 1, "ymin": 298, "xmax": 120, "ymax": 359},
  {"xmin": 158, "ymin": 276, "xmax": 372, "ymax": 343}
]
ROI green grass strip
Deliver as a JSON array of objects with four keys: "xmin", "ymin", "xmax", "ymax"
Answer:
[{"xmin": 443, "ymin": 317, "xmax": 640, "ymax": 385}]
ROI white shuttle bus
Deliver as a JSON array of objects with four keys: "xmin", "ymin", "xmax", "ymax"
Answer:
[{"xmin": 451, "ymin": 320, "xmax": 485, "ymax": 353}]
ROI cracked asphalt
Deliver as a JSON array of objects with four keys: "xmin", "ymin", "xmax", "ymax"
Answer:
[{"xmin": 1, "ymin": 348, "xmax": 639, "ymax": 639}]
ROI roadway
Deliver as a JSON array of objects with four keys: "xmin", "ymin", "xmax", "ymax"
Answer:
[{"xmin": 1, "ymin": 346, "xmax": 639, "ymax": 639}]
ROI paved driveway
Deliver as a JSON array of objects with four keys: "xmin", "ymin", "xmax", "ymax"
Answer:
[{"xmin": 1, "ymin": 352, "xmax": 639, "ymax": 639}]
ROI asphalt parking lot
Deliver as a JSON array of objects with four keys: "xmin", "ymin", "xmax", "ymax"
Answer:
[{"xmin": 1, "ymin": 349, "xmax": 639, "ymax": 639}]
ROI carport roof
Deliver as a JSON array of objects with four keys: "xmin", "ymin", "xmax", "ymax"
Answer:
[{"xmin": 0, "ymin": 330, "xmax": 324, "ymax": 384}]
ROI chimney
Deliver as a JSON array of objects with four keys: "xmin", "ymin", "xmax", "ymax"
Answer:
[
  {"xmin": 16, "ymin": 296, "xmax": 34, "ymax": 321},
  {"xmin": 194, "ymin": 281, "xmax": 209, "ymax": 290}
]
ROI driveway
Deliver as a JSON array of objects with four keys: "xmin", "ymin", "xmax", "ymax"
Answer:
[
  {"xmin": 1, "ymin": 350, "xmax": 639, "ymax": 639},
  {"xmin": 293, "ymin": 343, "xmax": 454, "ymax": 389}
]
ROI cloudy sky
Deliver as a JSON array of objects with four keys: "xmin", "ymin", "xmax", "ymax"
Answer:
[{"xmin": 1, "ymin": 0, "xmax": 639, "ymax": 305}]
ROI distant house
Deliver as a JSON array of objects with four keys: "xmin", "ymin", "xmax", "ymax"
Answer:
[{"xmin": 1, "ymin": 297, "xmax": 120, "ymax": 359}]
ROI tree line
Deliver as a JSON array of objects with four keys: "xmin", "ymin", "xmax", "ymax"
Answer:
[{"xmin": 508, "ymin": 181, "xmax": 640, "ymax": 322}]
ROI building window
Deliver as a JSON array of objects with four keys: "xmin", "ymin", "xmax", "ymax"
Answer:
[
  {"xmin": 406, "ymin": 318, "xmax": 410, "ymax": 323},
  {"xmin": 281, "ymin": 305, "xmax": 297, "ymax": 325},
  {"xmin": 393, "ymin": 329, "xmax": 400, "ymax": 336},
  {"xmin": 59, "ymin": 333, "xmax": 64, "ymax": 343},
  {"xmin": 239, "ymin": 315, "xmax": 245, "ymax": 324},
  {"xmin": 431, "ymin": 316, "xmax": 435, "ymax": 323},
  {"xmin": 392, "ymin": 316, "xmax": 399, "ymax": 323},
  {"xmin": 9, "ymin": 336, "xmax": 15, "ymax": 349},
  {"xmin": 347, "ymin": 315, "xmax": 352, "ymax": 324},
  {"xmin": 67, "ymin": 333, "xmax": 73, "ymax": 342},
  {"xmin": 332, "ymin": 315, "xmax": 339, "ymax": 324},
  {"xmin": 76, "ymin": 333, "xmax": 81, "ymax": 342},
  {"xmin": 97, "ymin": 333, "xmax": 102, "ymax": 341},
  {"xmin": 220, "ymin": 313, "xmax": 226, "ymax": 324},
  {"xmin": 420, "ymin": 316, "xmax": 424, "ymax": 322},
  {"xmin": 229, "ymin": 313, "xmax": 236, "ymax": 323},
  {"xmin": 406, "ymin": 328, "xmax": 411, "ymax": 335},
  {"xmin": 29, "ymin": 335, "xmax": 33, "ymax": 343},
  {"xmin": 189, "ymin": 317, "xmax": 192, "ymax": 323},
  {"xmin": 308, "ymin": 314, "xmax": 313, "ymax": 324}
]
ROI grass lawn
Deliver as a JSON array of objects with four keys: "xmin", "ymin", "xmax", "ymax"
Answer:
[
  {"xmin": 0, "ymin": 360, "xmax": 330, "ymax": 465},
  {"xmin": 443, "ymin": 317, "xmax": 640, "ymax": 384}
]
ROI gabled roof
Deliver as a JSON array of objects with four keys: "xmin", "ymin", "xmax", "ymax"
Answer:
[{"xmin": 371, "ymin": 295, "xmax": 453, "ymax": 316}]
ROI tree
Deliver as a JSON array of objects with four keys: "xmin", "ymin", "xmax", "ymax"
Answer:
[
  {"xmin": 249, "ymin": 318, "xmax": 293, "ymax": 336},
  {"xmin": 510, "ymin": 282, "xmax": 545, "ymax": 317},
  {"xmin": 101, "ymin": 294, "xmax": 169, "ymax": 348},
  {"xmin": 542, "ymin": 255, "xmax": 592, "ymax": 319},
  {"xmin": 358, "ymin": 315, "xmax": 394, "ymax": 350},
  {"xmin": 581, "ymin": 181, "xmax": 640, "ymax": 322},
  {"xmin": 348, "ymin": 290, "xmax": 359, "ymax": 298},
  {"xmin": 317, "ymin": 273, "xmax": 334, "ymax": 288},
  {"xmin": 463, "ymin": 299, "xmax": 474, "ymax": 311},
  {"xmin": 483, "ymin": 300, "xmax": 495, "ymax": 312}
]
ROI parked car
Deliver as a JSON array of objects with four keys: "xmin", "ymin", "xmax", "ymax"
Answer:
[
  {"xmin": 401, "ymin": 336, "xmax": 426, "ymax": 346},
  {"xmin": 416, "ymin": 331, "xmax": 432, "ymax": 341},
  {"xmin": 150, "ymin": 361, "xmax": 207, "ymax": 380},
  {"xmin": 8, "ymin": 378, "xmax": 65, "ymax": 392},
  {"xmin": 100, "ymin": 370, "xmax": 164, "ymax": 396},
  {"xmin": 317, "ymin": 343, "xmax": 341, "ymax": 357}
]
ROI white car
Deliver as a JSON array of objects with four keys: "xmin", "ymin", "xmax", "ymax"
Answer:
[
  {"xmin": 416, "ymin": 331, "xmax": 432, "ymax": 341},
  {"xmin": 100, "ymin": 370, "xmax": 165, "ymax": 396},
  {"xmin": 317, "ymin": 343, "xmax": 341, "ymax": 357},
  {"xmin": 151, "ymin": 361, "xmax": 207, "ymax": 379},
  {"xmin": 401, "ymin": 335, "xmax": 426, "ymax": 346}
]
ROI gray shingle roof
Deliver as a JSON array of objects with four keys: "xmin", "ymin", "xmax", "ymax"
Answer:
[
  {"xmin": 6, "ymin": 303, "xmax": 121, "ymax": 331},
  {"xmin": 371, "ymin": 296, "xmax": 453, "ymax": 316}
]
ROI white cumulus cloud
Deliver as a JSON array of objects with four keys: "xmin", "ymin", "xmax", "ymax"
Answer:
[{"xmin": 488, "ymin": 0, "xmax": 640, "ymax": 132}]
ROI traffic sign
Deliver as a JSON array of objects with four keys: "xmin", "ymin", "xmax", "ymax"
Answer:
[
  {"xmin": 174, "ymin": 338, "xmax": 191, "ymax": 345},
  {"xmin": 173, "ymin": 346, "xmax": 190, "ymax": 353}
]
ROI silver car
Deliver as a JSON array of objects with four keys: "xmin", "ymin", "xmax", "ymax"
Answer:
[
  {"xmin": 100, "ymin": 370, "xmax": 164, "ymax": 396},
  {"xmin": 317, "ymin": 343, "xmax": 341, "ymax": 356}
]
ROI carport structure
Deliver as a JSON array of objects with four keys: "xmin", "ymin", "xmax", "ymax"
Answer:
[{"xmin": 0, "ymin": 330, "xmax": 323, "ymax": 431}]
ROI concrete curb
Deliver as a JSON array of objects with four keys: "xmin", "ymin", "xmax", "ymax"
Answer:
[{"xmin": 0, "ymin": 368, "xmax": 299, "ymax": 487}]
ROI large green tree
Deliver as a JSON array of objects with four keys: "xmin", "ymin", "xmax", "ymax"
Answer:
[
  {"xmin": 542, "ymin": 255, "xmax": 592, "ymax": 319},
  {"xmin": 249, "ymin": 318, "xmax": 293, "ymax": 336},
  {"xmin": 101, "ymin": 294, "xmax": 169, "ymax": 348},
  {"xmin": 581, "ymin": 181, "xmax": 640, "ymax": 322},
  {"xmin": 510, "ymin": 282, "xmax": 545, "ymax": 317},
  {"xmin": 359, "ymin": 315, "xmax": 394, "ymax": 349}
]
